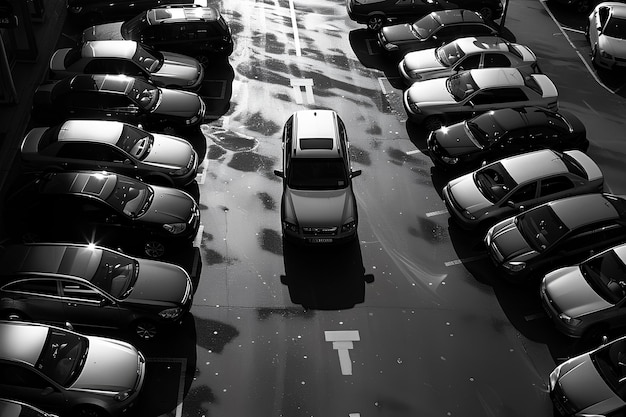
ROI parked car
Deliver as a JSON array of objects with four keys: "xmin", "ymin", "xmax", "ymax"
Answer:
[
  {"xmin": 443, "ymin": 149, "xmax": 604, "ymax": 230},
  {"xmin": 427, "ymin": 107, "xmax": 589, "ymax": 171},
  {"xmin": 550, "ymin": 0, "xmax": 595, "ymax": 13},
  {"xmin": 274, "ymin": 110, "xmax": 362, "ymax": 244},
  {"xmin": 586, "ymin": 2, "xmax": 626, "ymax": 69},
  {"xmin": 82, "ymin": 5, "xmax": 234, "ymax": 62},
  {"xmin": 66, "ymin": 0, "xmax": 207, "ymax": 25},
  {"xmin": 485, "ymin": 193, "xmax": 626, "ymax": 282},
  {"xmin": 541, "ymin": 243, "xmax": 626, "ymax": 339},
  {"xmin": 3, "ymin": 171, "xmax": 201, "ymax": 258},
  {"xmin": 403, "ymin": 67, "xmax": 559, "ymax": 131},
  {"xmin": 31, "ymin": 74, "xmax": 206, "ymax": 129},
  {"xmin": 347, "ymin": 0, "xmax": 503, "ymax": 31},
  {"xmin": 20, "ymin": 119, "xmax": 199, "ymax": 187},
  {"xmin": 0, "ymin": 320, "xmax": 145, "ymax": 417},
  {"xmin": 50, "ymin": 40, "xmax": 204, "ymax": 91},
  {"xmin": 398, "ymin": 36, "xmax": 540, "ymax": 84},
  {"xmin": 0, "ymin": 398, "xmax": 58, "ymax": 417},
  {"xmin": 549, "ymin": 335, "xmax": 626, "ymax": 416},
  {"xmin": 377, "ymin": 9, "xmax": 498, "ymax": 55}
]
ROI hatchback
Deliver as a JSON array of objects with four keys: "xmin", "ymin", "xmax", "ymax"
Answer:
[
  {"xmin": 377, "ymin": 9, "xmax": 498, "ymax": 55},
  {"xmin": 274, "ymin": 110, "xmax": 362, "ymax": 244},
  {"xmin": 586, "ymin": 2, "xmax": 626, "ymax": 69},
  {"xmin": 0, "ymin": 320, "xmax": 145, "ymax": 417},
  {"xmin": 427, "ymin": 107, "xmax": 589, "ymax": 171},
  {"xmin": 398, "ymin": 36, "xmax": 539, "ymax": 84},
  {"xmin": 443, "ymin": 149, "xmax": 603, "ymax": 230},
  {"xmin": 403, "ymin": 67, "xmax": 559, "ymax": 131},
  {"xmin": 32, "ymin": 74, "xmax": 206, "ymax": 129},
  {"xmin": 485, "ymin": 193, "xmax": 626, "ymax": 282},
  {"xmin": 50, "ymin": 41, "xmax": 204, "ymax": 91},
  {"xmin": 0, "ymin": 243, "xmax": 193, "ymax": 339},
  {"xmin": 67, "ymin": 0, "xmax": 207, "ymax": 25},
  {"xmin": 3, "ymin": 171, "xmax": 200, "ymax": 258},
  {"xmin": 82, "ymin": 5, "xmax": 234, "ymax": 62},
  {"xmin": 21, "ymin": 119, "xmax": 199, "ymax": 187}
]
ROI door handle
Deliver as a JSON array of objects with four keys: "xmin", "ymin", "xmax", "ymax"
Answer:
[{"xmin": 66, "ymin": 302, "xmax": 78, "ymax": 307}]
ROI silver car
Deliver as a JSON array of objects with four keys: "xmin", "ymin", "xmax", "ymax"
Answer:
[
  {"xmin": 586, "ymin": 2, "xmax": 626, "ymax": 69},
  {"xmin": 0, "ymin": 320, "xmax": 145, "ymax": 417}
]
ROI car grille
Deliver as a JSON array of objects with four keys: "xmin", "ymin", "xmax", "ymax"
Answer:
[
  {"xmin": 187, "ymin": 152, "xmax": 196, "ymax": 171},
  {"xmin": 302, "ymin": 227, "xmax": 337, "ymax": 236},
  {"xmin": 550, "ymin": 382, "xmax": 572, "ymax": 416}
]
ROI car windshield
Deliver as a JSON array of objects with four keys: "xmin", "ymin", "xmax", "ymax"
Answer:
[
  {"xmin": 91, "ymin": 251, "xmax": 138, "ymax": 299},
  {"xmin": 604, "ymin": 16, "xmax": 626, "ymax": 39},
  {"xmin": 103, "ymin": 176, "xmax": 153, "ymax": 218},
  {"xmin": 287, "ymin": 158, "xmax": 349, "ymax": 190},
  {"xmin": 128, "ymin": 78, "xmax": 160, "ymax": 111},
  {"xmin": 116, "ymin": 124, "xmax": 154, "ymax": 160},
  {"xmin": 35, "ymin": 328, "xmax": 88, "ymax": 388},
  {"xmin": 592, "ymin": 338, "xmax": 626, "ymax": 398},
  {"xmin": 474, "ymin": 163, "xmax": 517, "ymax": 202},
  {"xmin": 132, "ymin": 43, "xmax": 163, "ymax": 73},
  {"xmin": 447, "ymin": 71, "xmax": 478, "ymax": 101},
  {"xmin": 581, "ymin": 249, "xmax": 626, "ymax": 304},
  {"xmin": 465, "ymin": 117, "xmax": 501, "ymax": 147},
  {"xmin": 437, "ymin": 42, "xmax": 465, "ymax": 66},
  {"xmin": 121, "ymin": 12, "xmax": 149, "ymax": 40},
  {"xmin": 517, "ymin": 205, "xmax": 569, "ymax": 251},
  {"xmin": 413, "ymin": 14, "xmax": 441, "ymax": 39}
]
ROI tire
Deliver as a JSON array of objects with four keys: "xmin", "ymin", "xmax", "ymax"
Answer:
[
  {"xmin": 143, "ymin": 240, "xmax": 166, "ymax": 258},
  {"xmin": 72, "ymin": 405, "xmax": 108, "ymax": 417},
  {"xmin": 477, "ymin": 5, "xmax": 494, "ymax": 20},
  {"xmin": 0, "ymin": 310, "xmax": 28, "ymax": 321},
  {"xmin": 367, "ymin": 15, "xmax": 385, "ymax": 31},
  {"xmin": 134, "ymin": 319, "xmax": 158, "ymax": 340},
  {"xmin": 424, "ymin": 116, "xmax": 443, "ymax": 131},
  {"xmin": 195, "ymin": 55, "xmax": 210, "ymax": 67}
]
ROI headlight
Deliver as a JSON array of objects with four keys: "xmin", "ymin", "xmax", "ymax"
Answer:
[
  {"xmin": 384, "ymin": 43, "xmax": 399, "ymax": 51},
  {"xmin": 159, "ymin": 307, "xmax": 183, "ymax": 319},
  {"xmin": 600, "ymin": 50, "xmax": 613, "ymax": 59},
  {"xmin": 441, "ymin": 155, "xmax": 459, "ymax": 164},
  {"xmin": 409, "ymin": 102, "xmax": 421, "ymax": 113},
  {"xmin": 163, "ymin": 223, "xmax": 187, "ymax": 234},
  {"xmin": 282, "ymin": 220, "xmax": 298, "ymax": 233},
  {"xmin": 503, "ymin": 261, "xmax": 526, "ymax": 272},
  {"xmin": 114, "ymin": 390, "xmax": 132, "ymax": 402},
  {"xmin": 186, "ymin": 115, "xmax": 199, "ymax": 125},
  {"xmin": 461, "ymin": 210, "xmax": 476, "ymax": 220},
  {"xmin": 341, "ymin": 220, "xmax": 357, "ymax": 233},
  {"xmin": 169, "ymin": 167, "xmax": 188, "ymax": 176},
  {"xmin": 549, "ymin": 368, "xmax": 560, "ymax": 390},
  {"xmin": 558, "ymin": 313, "xmax": 581, "ymax": 326}
]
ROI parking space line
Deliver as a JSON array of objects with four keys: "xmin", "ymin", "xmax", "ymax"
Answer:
[
  {"xmin": 444, "ymin": 255, "xmax": 486, "ymax": 267},
  {"xmin": 196, "ymin": 157, "xmax": 208, "ymax": 185},
  {"xmin": 406, "ymin": 149, "xmax": 421, "ymax": 155},
  {"xmin": 193, "ymin": 224, "xmax": 204, "ymax": 248},
  {"xmin": 325, "ymin": 331, "xmax": 360, "ymax": 376},
  {"xmin": 289, "ymin": 0, "xmax": 302, "ymax": 56},
  {"xmin": 426, "ymin": 209, "xmax": 448, "ymax": 218}
]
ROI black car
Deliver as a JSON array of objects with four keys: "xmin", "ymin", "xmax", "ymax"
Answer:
[
  {"xmin": 0, "ymin": 243, "xmax": 193, "ymax": 340},
  {"xmin": 428, "ymin": 107, "xmax": 589, "ymax": 172},
  {"xmin": 347, "ymin": 0, "xmax": 503, "ymax": 30},
  {"xmin": 3, "ymin": 171, "xmax": 201, "ymax": 259},
  {"xmin": 67, "ymin": 0, "xmax": 207, "ymax": 25},
  {"xmin": 378, "ymin": 9, "xmax": 499, "ymax": 55},
  {"xmin": 31, "ymin": 74, "xmax": 205, "ymax": 129},
  {"xmin": 82, "ymin": 5, "xmax": 234, "ymax": 63}
]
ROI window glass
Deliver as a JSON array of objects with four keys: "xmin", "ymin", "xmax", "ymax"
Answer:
[
  {"xmin": 61, "ymin": 281, "xmax": 102, "ymax": 301},
  {"xmin": 0, "ymin": 364, "xmax": 48, "ymax": 388},
  {"xmin": 454, "ymin": 54, "xmax": 481, "ymax": 71},
  {"xmin": 484, "ymin": 53, "xmax": 512, "ymax": 68},
  {"xmin": 5, "ymin": 279, "xmax": 58, "ymax": 296},
  {"xmin": 508, "ymin": 183, "xmax": 537, "ymax": 204},
  {"xmin": 539, "ymin": 177, "xmax": 574, "ymax": 197}
]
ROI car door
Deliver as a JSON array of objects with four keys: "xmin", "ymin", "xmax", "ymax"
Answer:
[
  {"xmin": 537, "ymin": 176, "xmax": 577, "ymax": 205},
  {"xmin": 451, "ymin": 53, "xmax": 482, "ymax": 73},
  {"xmin": 55, "ymin": 142, "xmax": 132, "ymax": 173},
  {"xmin": 0, "ymin": 278, "xmax": 65, "ymax": 323},
  {"xmin": 59, "ymin": 279, "xmax": 122, "ymax": 330}
]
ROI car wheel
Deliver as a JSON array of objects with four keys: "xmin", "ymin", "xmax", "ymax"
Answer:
[
  {"xmin": 367, "ymin": 15, "xmax": 385, "ymax": 31},
  {"xmin": 144, "ymin": 240, "xmax": 166, "ymax": 258},
  {"xmin": 72, "ymin": 405, "xmax": 108, "ymax": 417},
  {"xmin": 1, "ymin": 310, "xmax": 28, "ymax": 321},
  {"xmin": 134, "ymin": 320, "xmax": 158, "ymax": 340},
  {"xmin": 424, "ymin": 116, "xmax": 443, "ymax": 131},
  {"xmin": 478, "ymin": 5, "xmax": 494, "ymax": 20},
  {"xmin": 195, "ymin": 55, "xmax": 210, "ymax": 67},
  {"xmin": 575, "ymin": 0, "xmax": 590, "ymax": 13}
]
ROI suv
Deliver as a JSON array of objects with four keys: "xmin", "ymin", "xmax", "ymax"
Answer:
[
  {"xmin": 82, "ymin": 5, "xmax": 234, "ymax": 62},
  {"xmin": 274, "ymin": 110, "xmax": 362, "ymax": 244},
  {"xmin": 67, "ymin": 0, "xmax": 207, "ymax": 25}
]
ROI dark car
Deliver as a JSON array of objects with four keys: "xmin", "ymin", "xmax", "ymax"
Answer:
[
  {"xmin": 427, "ymin": 107, "xmax": 589, "ymax": 171},
  {"xmin": 31, "ymin": 74, "xmax": 205, "ymax": 129},
  {"xmin": 82, "ymin": 5, "xmax": 234, "ymax": 63},
  {"xmin": 67, "ymin": 0, "xmax": 207, "ymax": 25},
  {"xmin": 377, "ymin": 9, "xmax": 498, "ymax": 55},
  {"xmin": 485, "ymin": 193, "xmax": 626, "ymax": 282},
  {"xmin": 0, "ymin": 243, "xmax": 193, "ymax": 339},
  {"xmin": 347, "ymin": 0, "xmax": 503, "ymax": 31},
  {"xmin": 3, "ymin": 171, "xmax": 201, "ymax": 259},
  {"xmin": 0, "ymin": 398, "xmax": 59, "ymax": 417}
]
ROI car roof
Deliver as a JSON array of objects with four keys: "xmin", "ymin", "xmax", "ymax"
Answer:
[
  {"xmin": 81, "ymin": 41, "xmax": 137, "ymax": 59},
  {"xmin": 69, "ymin": 74, "xmax": 135, "ymax": 94},
  {"xmin": 41, "ymin": 171, "xmax": 118, "ymax": 200},
  {"xmin": 469, "ymin": 67, "xmax": 524, "ymax": 89},
  {"xmin": 496, "ymin": 149, "xmax": 572, "ymax": 183},
  {"xmin": 430, "ymin": 9, "xmax": 484, "ymax": 25},
  {"xmin": 0, "ymin": 321, "xmax": 47, "ymax": 366},
  {"xmin": 550, "ymin": 193, "xmax": 621, "ymax": 229},
  {"xmin": 455, "ymin": 36, "xmax": 511, "ymax": 53},
  {"xmin": 58, "ymin": 120, "xmax": 124, "ymax": 145},
  {"xmin": 291, "ymin": 110, "xmax": 342, "ymax": 159},
  {"xmin": 482, "ymin": 107, "xmax": 557, "ymax": 130},
  {"xmin": 148, "ymin": 5, "xmax": 220, "ymax": 23}
]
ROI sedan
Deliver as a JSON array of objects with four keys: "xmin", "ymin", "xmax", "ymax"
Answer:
[
  {"xmin": 3, "ymin": 170, "xmax": 200, "ymax": 258},
  {"xmin": 0, "ymin": 320, "xmax": 145, "ymax": 417},
  {"xmin": 587, "ymin": 2, "xmax": 626, "ymax": 69},
  {"xmin": 377, "ymin": 9, "xmax": 498, "ymax": 55},
  {"xmin": 398, "ymin": 36, "xmax": 539, "ymax": 84},
  {"xmin": 444, "ymin": 149, "xmax": 603, "ymax": 230},
  {"xmin": 50, "ymin": 41, "xmax": 204, "ymax": 90},
  {"xmin": 66, "ymin": 0, "xmax": 207, "ymax": 25},
  {"xmin": 21, "ymin": 119, "xmax": 199, "ymax": 187},
  {"xmin": 485, "ymin": 193, "xmax": 626, "ymax": 282},
  {"xmin": 32, "ymin": 74, "xmax": 206, "ymax": 129},
  {"xmin": 549, "ymin": 335, "xmax": 626, "ymax": 416},
  {"xmin": 427, "ymin": 107, "xmax": 589, "ymax": 171},
  {"xmin": 403, "ymin": 67, "xmax": 559, "ymax": 131}
]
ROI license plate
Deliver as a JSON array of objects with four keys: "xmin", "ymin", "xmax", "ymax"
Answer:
[{"xmin": 309, "ymin": 238, "xmax": 332, "ymax": 243}]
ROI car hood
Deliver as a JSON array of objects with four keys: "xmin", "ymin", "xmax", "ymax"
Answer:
[
  {"xmin": 153, "ymin": 52, "xmax": 202, "ymax": 87},
  {"xmin": 140, "ymin": 186, "xmax": 196, "ymax": 224},
  {"xmin": 432, "ymin": 122, "xmax": 479, "ymax": 156},
  {"xmin": 71, "ymin": 337, "xmax": 141, "ymax": 392},
  {"xmin": 49, "ymin": 48, "xmax": 71, "ymax": 72},
  {"xmin": 544, "ymin": 266, "xmax": 613, "ymax": 318},
  {"xmin": 402, "ymin": 49, "xmax": 443, "ymax": 72},
  {"xmin": 82, "ymin": 22, "xmax": 124, "ymax": 42},
  {"xmin": 20, "ymin": 127, "xmax": 48, "ymax": 157},
  {"xmin": 381, "ymin": 24, "xmax": 419, "ymax": 43},
  {"xmin": 145, "ymin": 134, "xmax": 195, "ymax": 170},
  {"xmin": 599, "ymin": 35, "xmax": 626, "ymax": 57},
  {"xmin": 128, "ymin": 259, "xmax": 189, "ymax": 304},
  {"xmin": 406, "ymin": 77, "xmax": 455, "ymax": 104},
  {"xmin": 153, "ymin": 89, "xmax": 202, "ymax": 118},
  {"xmin": 556, "ymin": 354, "xmax": 625, "ymax": 415},
  {"xmin": 447, "ymin": 173, "xmax": 492, "ymax": 215},
  {"xmin": 488, "ymin": 219, "xmax": 536, "ymax": 262},
  {"xmin": 285, "ymin": 188, "xmax": 354, "ymax": 227}
]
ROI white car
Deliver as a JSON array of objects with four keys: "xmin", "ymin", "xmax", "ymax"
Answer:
[
  {"xmin": 587, "ymin": 2, "xmax": 626, "ymax": 69},
  {"xmin": 403, "ymin": 67, "xmax": 559, "ymax": 131},
  {"xmin": 398, "ymin": 36, "xmax": 540, "ymax": 84}
]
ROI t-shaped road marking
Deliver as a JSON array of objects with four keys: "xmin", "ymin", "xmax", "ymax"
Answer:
[{"xmin": 325, "ymin": 330, "xmax": 360, "ymax": 376}]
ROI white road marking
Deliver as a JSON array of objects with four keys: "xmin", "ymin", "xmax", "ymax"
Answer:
[
  {"xmin": 289, "ymin": 0, "xmax": 302, "ymax": 56},
  {"xmin": 349, "ymin": 414, "xmax": 361, "ymax": 417},
  {"xmin": 378, "ymin": 77, "xmax": 387, "ymax": 95},
  {"xmin": 426, "ymin": 209, "xmax": 448, "ymax": 218},
  {"xmin": 196, "ymin": 157, "xmax": 208, "ymax": 185},
  {"xmin": 325, "ymin": 330, "xmax": 360, "ymax": 376},
  {"xmin": 290, "ymin": 78, "xmax": 315, "ymax": 104},
  {"xmin": 193, "ymin": 224, "xmax": 204, "ymax": 248},
  {"xmin": 444, "ymin": 255, "xmax": 487, "ymax": 267},
  {"xmin": 152, "ymin": 357, "xmax": 187, "ymax": 417},
  {"xmin": 406, "ymin": 149, "xmax": 421, "ymax": 155}
]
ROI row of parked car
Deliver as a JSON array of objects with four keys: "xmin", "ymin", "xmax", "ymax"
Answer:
[{"xmin": 348, "ymin": 1, "xmax": 626, "ymax": 417}]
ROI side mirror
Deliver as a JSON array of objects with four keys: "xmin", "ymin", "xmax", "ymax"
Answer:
[
  {"xmin": 123, "ymin": 159, "xmax": 133, "ymax": 165},
  {"xmin": 41, "ymin": 386, "xmax": 55, "ymax": 396},
  {"xmin": 351, "ymin": 169, "xmax": 362, "ymax": 178},
  {"xmin": 99, "ymin": 298, "xmax": 111, "ymax": 307},
  {"xmin": 64, "ymin": 322, "xmax": 74, "ymax": 331},
  {"xmin": 602, "ymin": 335, "xmax": 609, "ymax": 345},
  {"xmin": 274, "ymin": 170, "xmax": 283, "ymax": 178}
]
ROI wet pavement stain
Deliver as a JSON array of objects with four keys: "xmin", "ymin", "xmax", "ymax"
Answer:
[
  {"xmin": 387, "ymin": 147, "xmax": 426, "ymax": 165},
  {"xmin": 207, "ymin": 144, "xmax": 227, "ymax": 160},
  {"xmin": 350, "ymin": 145, "xmax": 371, "ymax": 166},
  {"xmin": 366, "ymin": 124, "xmax": 383, "ymax": 136},
  {"xmin": 227, "ymin": 152, "xmax": 276, "ymax": 174},
  {"xmin": 243, "ymin": 112, "xmax": 281, "ymax": 136},
  {"xmin": 259, "ymin": 228, "xmax": 282, "ymax": 256},
  {"xmin": 202, "ymin": 126, "xmax": 258, "ymax": 152},
  {"xmin": 257, "ymin": 192, "xmax": 276, "ymax": 210}
]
